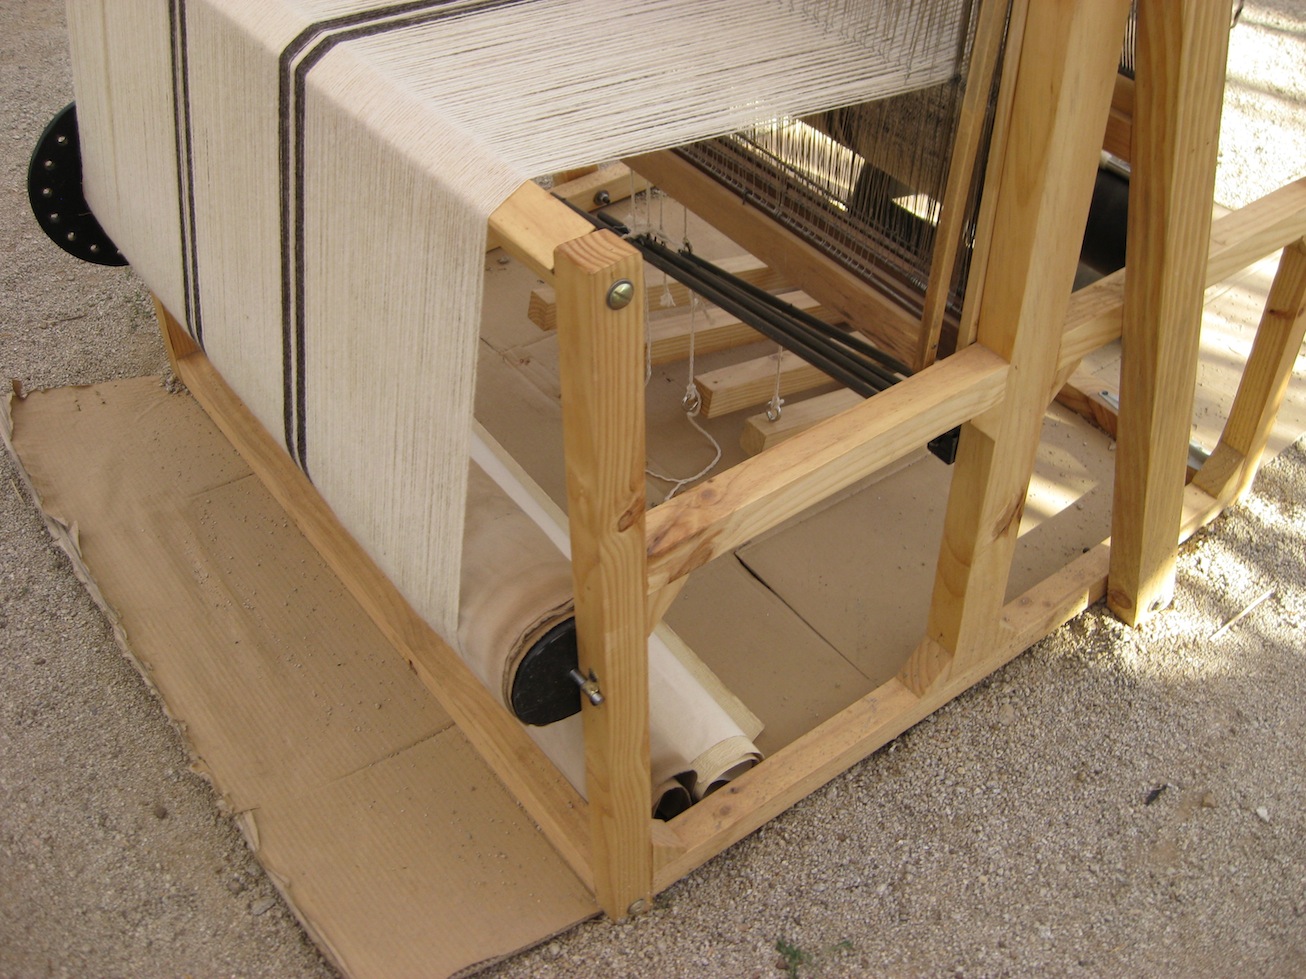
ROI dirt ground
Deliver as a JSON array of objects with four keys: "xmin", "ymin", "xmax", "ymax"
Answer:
[{"xmin": 2, "ymin": 2, "xmax": 1304, "ymax": 976}]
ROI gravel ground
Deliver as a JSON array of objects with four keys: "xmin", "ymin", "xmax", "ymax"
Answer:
[{"xmin": 2, "ymin": 2, "xmax": 1303, "ymax": 976}]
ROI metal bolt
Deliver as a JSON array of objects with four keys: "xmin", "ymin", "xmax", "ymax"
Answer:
[
  {"xmin": 593, "ymin": 189, "xmax": 611, "ymax": 206},
  {"xmin": 606, "ymin": 279, "xmax": 635, "ymax": 310},
  {"xmin": 568, "ymin": 669, "xmax": 604, "ymax": 707}
]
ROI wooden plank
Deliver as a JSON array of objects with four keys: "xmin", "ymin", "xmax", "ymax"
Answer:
[
  {"xmin": 953, "ymin": 0, "xmax": 1031, "ymax": 351},
  {"xmin": 528, "ymin": 255, "xmax": 793, "ymax": 332},
  {"xmin": 552, "ymin": 162, "xmax": 651, "ymax": 210},
  {"xmin": 645, "ymin": 344, "xmax": 1009, "ymax": 593},
  {"xmin": 740, "ymin": 389, "xmax": 863, "ymax": 455},
  {"xmin": 626, "ymin": 149, "xmax": 923, "ymax": 368},
  {"xmin": 152, "ymin": 301, "xmax": 596, "ymax": 893},
  {"xmin": 694, "ymin": 349, "xmax": 833, "ymax": 418},
  {"xmin": 487, "ymin": 179, "xmax": 596, "ymax": 280},
  {"xmin": 650, "ymin": 305, "xmax": 763, "ymax": 365},
  {"xmin": 1192, "ymin": 238, "xmax": 1306, "ymax": 504},
  {"xmin": 1205, "ymin": 177, "xmax": 1306, "ymax": 284},
  {"xmin": 1108, "ymin": 0, "xmax": 1231, "ymax": 626},
  {"xmin": 916, "ymin": 0, "xmax": 1009, "ymax": 369},
  {"xmin": 1054, "ymin": 373, "xmax": 1121, "ymax": 439},
  {"xmin": 1058, "ymin": 178, "xmax": 1306, "ymax": 370},
  {"xmin": 487, "ymin": 164, "xmax": 652, "ymax": 255},
  {"xmin": 903, "ymin": 0, "xmax": 1131, "ymax": 692},
  {"xmin": 1104, "ymin": 72, "xmax": 1135, "ymax": 163},
  {"xmin": 153, "ymin": 294, "xmax": 198, "ymax": 375},
  {"xmin": 554, "ymin": 230, "xmax": 653, "ymax": 918}
]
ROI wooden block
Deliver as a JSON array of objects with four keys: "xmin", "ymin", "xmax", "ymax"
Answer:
[
  {"xmin": 488, "ymin": 179, "xmax": 595, "ymax": 280},
  {"xmin": 740, "ymin": 389, "xmax": 862, "ymax": 455},
  {"xmin": 553, "ymin": 163, "xmax": 651, "ymax": 210},
  {"xmin": 650, "ymin": 305, "xmax": 762, "ymax": 364},
  {"xmin": 694, "ymin": 350, "xmax": 833, "ymax": 418}
]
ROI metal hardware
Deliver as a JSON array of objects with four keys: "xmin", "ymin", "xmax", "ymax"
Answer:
[
  {"xmin": 568, "ymin": 669, "xmax": 604, "ymax": 707},
  {"xmin": 593, "ymin": 189, "xmax": 611, "ymax": 206},
  {"xmin": 26, "ymin": 102, "xmax": 128, "ymax": 267},
  {"xmin": 606, "ymin": 278, "xmax": 635, "ymax": 310}
]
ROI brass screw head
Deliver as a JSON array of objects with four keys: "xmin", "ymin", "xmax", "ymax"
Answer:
[{"xmin": 607, "ymin": 279, "xmax": 635, "ymax": 310}]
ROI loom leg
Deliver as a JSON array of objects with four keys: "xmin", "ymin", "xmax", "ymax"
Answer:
[
  {"xmin": 554, "ymin": 230, "xmax": 653, "ymax": 919},
  {"xmin": 901, "ymin": 0, "xmax": 1132, "ymax": 694},
  {"xmin": 1107, "ymin": 0, "xmax": 1231, "ymax": 625},
  {"xmin": 1192, "ymin": 238, "xmax": 1306, "ymax": 505}
]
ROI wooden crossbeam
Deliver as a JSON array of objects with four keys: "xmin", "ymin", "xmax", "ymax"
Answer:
[
  {"xmin": 693, "ymin": 349, "xmax": 832, "ymax": 418},
  {"xmin": 645, "ymin": 344, "xmax": 1009, "ymax": 593},
  {"xmin": 1192, "ymin": 238, "xmax": 1306, "ymax": 505}
]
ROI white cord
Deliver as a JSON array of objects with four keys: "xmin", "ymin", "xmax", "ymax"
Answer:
[{"xmin": 645, "ymin": 289, "xmax": 723, "ymax": 501}]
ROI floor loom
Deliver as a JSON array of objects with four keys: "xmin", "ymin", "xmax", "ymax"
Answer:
[{"xmin": 43, "ymin": 0, "xmax": 1306, "ymax": 920}]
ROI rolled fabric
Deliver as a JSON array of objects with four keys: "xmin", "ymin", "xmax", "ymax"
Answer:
[{"xmin": 458, "ymin": 465, "xmax": 760, "ymax": 815}]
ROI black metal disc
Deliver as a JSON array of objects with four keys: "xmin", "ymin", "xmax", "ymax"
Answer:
[
  {"xmin": 27, "ymin": 103, "xmax": 128, "ymax": 267},
  {"xmin": 509, "ymin": 617, "xmax": 581, "ymax": 726}
]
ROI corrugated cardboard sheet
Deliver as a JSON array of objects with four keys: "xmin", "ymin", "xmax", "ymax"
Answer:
[{"xmin": 4, "ymin": 377, "xmax": 597, "ymax": 979}]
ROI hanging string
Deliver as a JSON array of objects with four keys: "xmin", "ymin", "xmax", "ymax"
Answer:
[
  {"xmin": 765, "ymin": 342, "xmax": 785, "ymax": 422},
  {"xmin": 645, "ymin": 287, "xmax": 723, "ymax": 501}
]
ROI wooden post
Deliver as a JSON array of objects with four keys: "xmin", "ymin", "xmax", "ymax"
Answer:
[
  {"xmin": 554, "ymin": 230, "xmax": 653, "ymax": 918},
  {"xmin": 915, "ymin": 0, "xmax": 1008, "ymax": 369},
  {"xmin": 1192, "ymin": 238, "xmax": 1306, "ymax": 504},
  {"xmin": 901, "ymin": 0, "xmax": 1131, "ymax": 693},
  {"xmin": 1107, "ymin": 0, "xmax": 1231, "ymax": 625}
]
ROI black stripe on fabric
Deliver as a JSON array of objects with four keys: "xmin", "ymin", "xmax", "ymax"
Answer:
[
  {"xmin": 168, "ymin": 0, "xmax": 203, "ymax": 344},
  {"xmin": 278, "ymin": 1, "xmax": 468, "ymax": 471},
  {"xmin": 280, "ymin": 0, "xmax": 530, "ymax": 474},
  {"xmin": 177, "ymin": 0, "xmax": 204, "ymax": 344}
]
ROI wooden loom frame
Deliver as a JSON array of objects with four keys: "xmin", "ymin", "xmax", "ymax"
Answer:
[{"xmin": 150, "ymin": 0, "xmax": 1306, "ymax": 920}]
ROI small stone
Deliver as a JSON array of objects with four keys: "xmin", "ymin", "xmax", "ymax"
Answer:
[
  {"xmin": 226, "ymin": 877, "xmax": 246, "ymax": 895},
  {"xmin": 998, "ymin": 703, "xmax": 1016, "ymax": 726},
  {"xmin": 153, "ymin": 804, "xmax": 169, "ymax": 820},
  {"xmin": 250, "ymin": 895, "xmax": 276, "ymax": 915},
  {"xmin": 1255, "ymin": 806, "xmax": 1271, "ymax": 823},
  {"xmin": 1201, "ymin": 791, "xmax": 1217, "ymax": 809}
]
